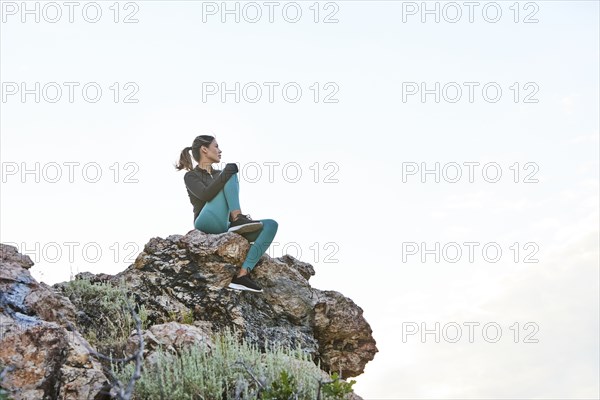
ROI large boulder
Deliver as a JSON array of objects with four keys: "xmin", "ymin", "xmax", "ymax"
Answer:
[
  {"xmin": 63, "ymin": 230, "xmax": 378, "ymax": 378},
  {"xmin": 0, "ymin": 226, "xmax": 378, "ymax": 399},
  {"xmin": 124, "ymin": 321, "xmax": 214, "ymax": 365},
  {"xmin": 0, "ymin": 244, "xmax": 109, "ymax": 400}
]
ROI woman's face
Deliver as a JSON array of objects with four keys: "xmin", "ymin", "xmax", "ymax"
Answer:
[{"xmin": 202, "ymin": 140, "xmax": 222, "ymax": 163}]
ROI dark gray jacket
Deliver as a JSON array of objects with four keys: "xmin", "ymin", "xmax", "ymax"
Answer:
[{"xmin": 184, "ymin": 163, "xmax": 238, "ymax": 224}]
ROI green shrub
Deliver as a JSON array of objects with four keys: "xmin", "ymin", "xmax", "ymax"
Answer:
[
  {"xmin": 261, "ymin": 370, "xmax": 298, "ymax": 400},
  {"xmin": 115, "ymin": 327, "xmax": 358, "ymax": 400},
  {"xmin": 322, "ymin": 372, "xmax": 356, "ymax": 399},
  {"xmin": 60, "ymin": 276, "xmax": 149, "ymax": 357},
  {"xmin": 166, "ymin": 308, "xmax": 195, "ymax": 325}
]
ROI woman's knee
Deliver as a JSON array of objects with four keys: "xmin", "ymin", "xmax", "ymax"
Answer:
[{"xmin": 224, "ymin": 171, "xmax": 239, "ymax": 186}]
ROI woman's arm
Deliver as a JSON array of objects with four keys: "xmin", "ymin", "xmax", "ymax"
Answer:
[{"xmin": 184, "ymin": 163, "xmax": 238, "ymax": 202}]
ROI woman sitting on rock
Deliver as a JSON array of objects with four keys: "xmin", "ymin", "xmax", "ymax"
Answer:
[{"xmin": 175, "ymin": 135, "xmax": 278, "ymax": 293}]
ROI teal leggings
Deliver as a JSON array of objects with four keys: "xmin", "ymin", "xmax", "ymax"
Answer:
[{"xmin": 194, "ymin": 173, "xmax": 278, "ymax": 272}]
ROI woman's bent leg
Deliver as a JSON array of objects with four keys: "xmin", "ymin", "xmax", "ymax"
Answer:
[
  {"xmin": 194, "ymin": 173, "xmax": 241, "ymax": 233},
  {"xmin": 239, "ymin": 219, "xmax": 278, "ymax": 271},
  {"xmin": 222, "ymin": 173, "xmax": 241, "ymax": 213}
]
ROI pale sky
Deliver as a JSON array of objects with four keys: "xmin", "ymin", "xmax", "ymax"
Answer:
[{"xmin": 1, "ymin": 1, "xmax": 599, "ymax": 399}]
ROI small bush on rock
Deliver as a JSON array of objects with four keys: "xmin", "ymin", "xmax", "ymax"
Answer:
[{"xmin": 115, "ymin": 327, "xmax": 358, "ymax": 400}]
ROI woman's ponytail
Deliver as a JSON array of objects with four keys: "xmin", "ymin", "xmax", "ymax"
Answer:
[{"xmin": 174, "ymin": 146, "xmax": 194, "ymax": 171}]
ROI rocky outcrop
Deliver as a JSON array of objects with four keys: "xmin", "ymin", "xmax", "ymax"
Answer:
[
  {"xmin": 1, "ymin": 228, "xmax": 377, "ymax": 398},
  {"xmin": 81, "ymin": 230, "xmax": 378, "ymax": 378},
  {"xmin": 0, "ymin": 244, "xmax": 109, "ymax": 400}
]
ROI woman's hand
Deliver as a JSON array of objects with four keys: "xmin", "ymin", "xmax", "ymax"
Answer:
[{"xmin": 224, "ymin": 163, "xmax": 239, "ymax": 174}]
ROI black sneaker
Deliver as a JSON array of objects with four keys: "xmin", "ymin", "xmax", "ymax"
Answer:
[
  {"xmin": 227, "ymin": 273, "xmax": 263, "ymax": 292},
  {"xmin": 228, "ymin": 213, "xmax": 263, "ymax": 234}
]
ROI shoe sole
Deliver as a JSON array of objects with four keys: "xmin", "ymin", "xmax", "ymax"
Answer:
[
  {"xmin": 228, "ymin": 221, "xmax": 263, "ymax": 234},
  {"xmin": 227, "ymin": 283, "xmax": 263, "ymax": 293}
]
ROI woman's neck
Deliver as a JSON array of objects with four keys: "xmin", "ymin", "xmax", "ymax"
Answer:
[{"xmin": 198, "ymin": 162, "xmax": 212, "ymax": 174}]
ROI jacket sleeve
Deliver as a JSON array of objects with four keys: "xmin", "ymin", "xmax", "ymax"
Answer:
[{"xmin": 184, "ymin": 165, "xmax": 237, "ymax": 202}]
